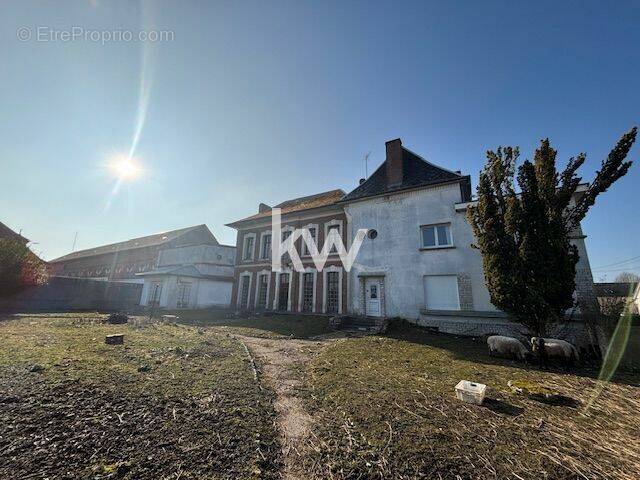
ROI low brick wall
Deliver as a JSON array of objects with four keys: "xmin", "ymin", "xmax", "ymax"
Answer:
[
  {"xmin": 0, "ymin": 277, "xmax": 142, "ymax": 313},
  {"xmin": 417, "ymin": 310, "xmax": 591, "ymax": 346}
]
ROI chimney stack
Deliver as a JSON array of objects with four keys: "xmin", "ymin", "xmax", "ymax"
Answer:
[
  {"xmin": 385, "ymin": 138, "xmax": 403, "ymax": 187},
  {"xmin": 359, "ymin": 178, "xmax": 366, "ymax": 185}
]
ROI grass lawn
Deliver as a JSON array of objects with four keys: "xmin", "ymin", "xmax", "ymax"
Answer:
[
  {"xmin": 0, "ymin": 313, "xmax": 281, "ymax": 479},
  {"xmin": 159, "ymin": 309, "xmax": 334, "ymax": 339},
  {"xmin": 304, "ymin": 324, "xmax": 640, "ymax": 479}
]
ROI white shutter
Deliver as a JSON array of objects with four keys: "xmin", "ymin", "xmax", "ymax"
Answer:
[{"xmin": 423, "ymin": 275, "xmax": 460, "ymax": 310}]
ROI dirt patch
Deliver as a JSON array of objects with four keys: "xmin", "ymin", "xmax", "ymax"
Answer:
[
  {"xmin": 0, "ymin": 315, "xmax": 282, "ymax": 479},
  {"xmin": 234, "ymin": 334, "xmax": 336, "ymax": 480}
]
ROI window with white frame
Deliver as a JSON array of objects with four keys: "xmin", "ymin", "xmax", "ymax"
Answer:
[
  {"xmin": 421, "ymin": 223, "xmax": 453, "ymax": 249},
  {"xmin": 260, "ymin": 233, "xmax": 272, "ymax": 260},
  {"xmin": 325, "ymin": 222, "xmax": 342, "ymax": 254},
  {"xmin": 239, "ymin": 274, "xmax": 251, "ymax": 309},
  {"xmin": 176, "ymin": 283, "xmax": 191, "ymax": 309},
  {"xmin": 256, "ymin": 273, "xmax": 269, "ymax": 309},
  {"xmin": 423, "ymin": 275, "xmax": 459, "ymax": 310},
  {"xmin": 242, "ymin": 234, "xmax": 255, "ymax": 260},
  {"xmin": 147, "ymin": 282, "xmax": 162, "ymax": 306},
  {"xmin": 301, "ymin": 272, "xmax": 315, "ymax": 312},
  {"xmin": 302, "ymin": 226, "xmax": 317, "ymax": 256},
  {"xmin": 326, "ymin": 271, "xmax": 340, "ymax": 313}
]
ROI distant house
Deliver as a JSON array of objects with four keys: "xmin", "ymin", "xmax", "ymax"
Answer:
[
  {"xmin": 49, "ymin": 224, "xmax": 221, "ymax": 283},
  {"xmin": 595, "ymin": 282, "xmax": 639, "ymax": 314},
  {"xmin": 0, "ymin": 221, "xmax": 29, "ymax": 244}
]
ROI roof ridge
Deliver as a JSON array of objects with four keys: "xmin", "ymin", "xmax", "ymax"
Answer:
[
  {"xmin": 402, "ymin": 146, "xmax": 462, "ymax": 177},
  {"xmin": 50, "ymin": 224, "xmax": 212, "ymax": 262},
  {"xmin": 274, "ymin": 188, "xmax": 346, "ymax": 207}
]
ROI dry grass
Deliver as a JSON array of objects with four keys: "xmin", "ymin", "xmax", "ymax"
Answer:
[
  {"xmin": 160, "ymin": 309, "xmax": 334, "ymax": 339},
  {"xmin": 303, "ymin": 324, "xmax": 640, "ymax": 479},
  {"xmin": 0, "ymin": 313, "xmax": 282, "ymax": 479}
]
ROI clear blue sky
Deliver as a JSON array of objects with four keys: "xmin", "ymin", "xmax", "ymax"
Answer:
[{"xmin": 1, "ymin": 1, "xmax": 639, "ymax": 279}]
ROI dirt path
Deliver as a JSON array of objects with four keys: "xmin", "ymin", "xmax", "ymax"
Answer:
[{"xmin": 232, "ymin": 334, "xmax": 337, "ymax": 480}]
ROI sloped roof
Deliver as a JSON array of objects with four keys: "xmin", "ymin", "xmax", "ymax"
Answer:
[
  {"xmin": 136, "ymin": 264, "xmax": 233, "ymax": 282},
  {"xmin": 0, "ymin": 221, "xmax": 28, "ymax": 244},
  {"xmin": 594, "ymin": 282, "xmax": 638, "ymax": 298},
  {"xmin": 50, "ymin": 224, "xmax": 216, "ymax": 263},
  {"xmin": 227, "ymin": 189, "xmax": 345, "ymax": 227},
  {"xmin": 341, "ymin": 147, "xmax": 467, "ymax": 202}
]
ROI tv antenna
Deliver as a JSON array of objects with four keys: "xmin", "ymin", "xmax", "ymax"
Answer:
[
  {"xmin": 71, "ymin": 231, "xmax": 78, "ymax": 252},
  {"xmin": 364, "ymin": 151, "xmax": 371, "ymax": 179}
]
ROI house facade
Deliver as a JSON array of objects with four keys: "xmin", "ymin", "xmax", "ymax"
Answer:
[
  {"xmin": 227, "ymin": 190, "xmax": 348, "ymax": 315},
  {"xmin": 342, "ymin": 139, "xmax": 597, "ymax": 340},
  {"xmin": 228, "ymin": 138, "xmax": 598, "ymax": 342}
]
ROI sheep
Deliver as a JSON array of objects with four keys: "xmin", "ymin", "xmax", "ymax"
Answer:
[
  {"xmin": 487, "ymin": 335, "xmax": 531, "ymax": 361},
  {"xmin": 531, "ymin": 337, "xmax": 579, "ymax": 369}
]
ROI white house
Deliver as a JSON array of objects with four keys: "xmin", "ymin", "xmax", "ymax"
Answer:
[
  {"xmin": 342, "ymin": 139, "xmax": 597, "ymax": 340},
  {"xmin": 138, "ymin": 243, "xmax": 236, "ymax": 309}
]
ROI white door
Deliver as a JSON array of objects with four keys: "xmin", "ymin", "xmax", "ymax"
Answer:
[{"xmin": 365, "ymin": 278, "xmax": 382, "ymax": 317}]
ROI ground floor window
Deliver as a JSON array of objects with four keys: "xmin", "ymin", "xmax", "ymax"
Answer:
[
  {"xmin": 423, "ymin": 275, "xmax": 459, "ymax": 310},
  {"xmin": 326, "ymin": 271, "xmax": 340, "ymax": 314},
  {"xmin": 177, "ymin": 283, "xmax": 191, "ymax": 309},
  {"xmin": 302, "ymin": 272, "xmax": 314, "ymax": 312},
  {"xmin": 278, "ymin": 273, "xmax": 290, "ymax": 310},
  {"xmin": 147, "ymin": 282, "xmax": 162, "ymax": 306},
  {"xmin": 239, "ymin": 275, "xmax": 250, "ymax": 309},
  {"xmin": 257, "ymin": 274, "xmax": 269, "ymax": 309}
]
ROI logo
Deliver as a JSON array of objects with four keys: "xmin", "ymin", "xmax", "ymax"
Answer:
[{"xmin": 269, "ymin": 208, "xmax": 367, "ymax": 273}]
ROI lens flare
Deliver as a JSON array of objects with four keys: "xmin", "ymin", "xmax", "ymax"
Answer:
[{"xmin": 109, "ymin": 155, "xmax": 142, "ymax": 180}]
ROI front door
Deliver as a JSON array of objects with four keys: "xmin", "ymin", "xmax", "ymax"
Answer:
[{"xmin": 365, "ymin": 278, "xmax": 382, "ymax": 317}]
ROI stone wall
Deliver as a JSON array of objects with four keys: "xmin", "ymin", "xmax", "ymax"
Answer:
[{"xmin": 418, "ymin": 310, "xmax": 592, "ymax": 348}]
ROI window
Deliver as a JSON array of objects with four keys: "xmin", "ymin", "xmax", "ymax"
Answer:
[
  {"xmin": 302, "ymin": 272, "xmax": 314, "ymax": 312},
  {"xmin": 423, "ymin": 275, "xmax": 459, "ymax": 310},
  {"xmin": 421, "ymin": 223, "xmax": 452, "ymax": 248},
  {"xmin": 147, "ymin": 282, "xmax": 162, "ymax": 306},
  {"xmin": 239, "ymin": 275, "xmax": 251, "ymax": 309},
  {"xmin": 302, "ymin": 227, "xmax": 317, "ymax": 256},
  {"xmin": 243, "ymin": 234, "xmax": 255, "ymax": 260},
  {"xmin": 260, "ymin": 233, "xmax": 272, "ymax": 260},
  {"xmin": 326, "ymin": 271, "xmax": 340, "ymax": 313},
  {"xmin": 326, "ymin": 224, "xmax": 341, "ymax": 254},
  {"xmin": 278, "ymin": 273, "xmax": 290, "ymax": 310},
  {"xmin": 257, "ymin": 274, "xmax": 269, "ymax": 309},
  {"xmin": 177, "ymin": 283, "xmax": 191, "ymax": 309}
]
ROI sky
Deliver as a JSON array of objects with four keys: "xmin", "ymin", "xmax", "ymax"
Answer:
[{"xmin": 1, "ymin": 0, "xmax": 639, "ymax": 280}]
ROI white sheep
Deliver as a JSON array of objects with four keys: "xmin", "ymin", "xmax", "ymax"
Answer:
[
  {"xmin": 531, "ymin": 337, "xmax": 579, "ymax": 366},
  {"xmin": 487, "ymin": 335, "xmax": 531, "ymax": 361}
]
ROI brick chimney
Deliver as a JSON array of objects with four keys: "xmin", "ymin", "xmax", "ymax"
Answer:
[{"xmin": 385, "ymin": 138, "xmax": 403, "ymax": 187}]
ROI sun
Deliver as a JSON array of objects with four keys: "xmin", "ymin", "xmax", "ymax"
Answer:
[{"xmin": 109, "ymin": 155, "xmax": 142, "ymax": 180}]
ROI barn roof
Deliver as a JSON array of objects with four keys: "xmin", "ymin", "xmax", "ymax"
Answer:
[{"xmin": 50, "ymin": 224, "xmax": 216, "ymax": 263}]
